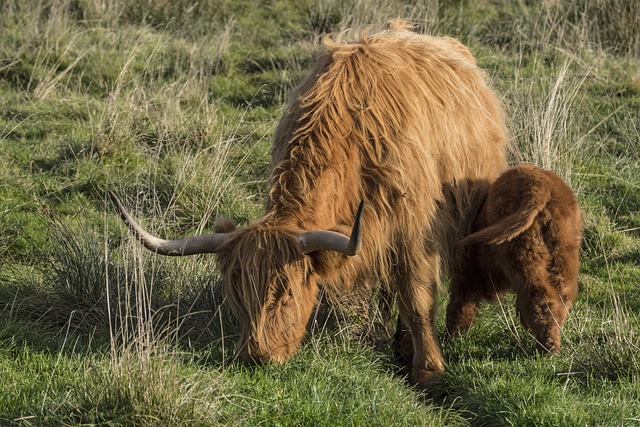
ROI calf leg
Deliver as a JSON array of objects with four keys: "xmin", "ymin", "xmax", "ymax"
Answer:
[
  {"xmin": 446, "ymin": 280, "xmax": 484, "ymax": 336},
  {"xmin": 446, "ymin": 249, "xmax": 501, "ymax": 336}
]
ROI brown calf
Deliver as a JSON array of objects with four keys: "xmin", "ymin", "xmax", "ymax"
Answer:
[{"xmin": 446, "ymin": 164, "xmax": 582, "ymax": 353}]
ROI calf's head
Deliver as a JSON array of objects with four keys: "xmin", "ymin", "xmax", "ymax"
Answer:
[{"xmin": 108, "ymin": 192, "xmax": 363, "ymax": 364}]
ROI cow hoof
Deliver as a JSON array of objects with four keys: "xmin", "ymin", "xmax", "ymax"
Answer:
[{"xmin": 411, "ymin": 367, "xmax": 444, "ymax": 388}]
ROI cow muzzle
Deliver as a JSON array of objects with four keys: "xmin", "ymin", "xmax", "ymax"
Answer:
[{"xmin": 238, "ymin": 346, "xmax": 288, "ymax": 366}]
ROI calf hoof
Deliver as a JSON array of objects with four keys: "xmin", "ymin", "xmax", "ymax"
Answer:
[
  {"xmin": 445, "ymin": 319, "xmax": 469, "ymax": 337},
  {"xmin": 445, "ymin": 303, "xmax": 479, "ymax": 337}
]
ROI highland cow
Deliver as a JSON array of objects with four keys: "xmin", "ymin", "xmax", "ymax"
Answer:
[
  {"xmin": 109, "ymin": 21, "xmax": 508, "ymax": 387},
  {"xmin": 446, "ymin": 164, "xmax": 582, "ymax": 353}
]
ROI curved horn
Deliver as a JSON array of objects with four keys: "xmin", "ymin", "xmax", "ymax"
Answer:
[
  {"xmin": 297, "ymin": 200, "xmax": 364, "ymax": 255},
  {"xmin": 108, "ymin": 191, "xmax": 228, "ymax": 256}
]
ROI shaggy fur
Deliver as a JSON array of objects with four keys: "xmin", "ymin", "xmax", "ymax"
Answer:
[
  {"xmin": 446, "ymin": 164, "xmax": 582, "ymax": 353},
  {"xmin": 217, "ymin": 20, "xmax": 509, "ymax": 386},
  {"xmin": 113, "ymin": 21, "xmax": 510, "ymax": 387}
]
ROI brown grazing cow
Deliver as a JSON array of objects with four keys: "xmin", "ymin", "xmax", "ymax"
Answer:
[
  {"xmin": 446, "ymin": 164, "xmax": 582, "ymax": 353},
  {"xmin": 110, "ymin": 20, "xmax": 509, "ymax": 387}
]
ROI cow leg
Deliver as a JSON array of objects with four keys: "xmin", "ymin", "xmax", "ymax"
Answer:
[
  {"xmin": 378, "ymin": 285, "xmax": 396, "ymax": 337},
  {"xmin": 395, "ymin": 252, "xmax": 445, "ymax": 387},
  {"xmin": 393, "ymin": 315, "xmax": 413, "ymax": 367}
]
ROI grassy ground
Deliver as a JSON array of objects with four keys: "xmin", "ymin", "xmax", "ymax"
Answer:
[{"xmin": 1, "ymin": 0, "xmax": 639, "ymax": 425}]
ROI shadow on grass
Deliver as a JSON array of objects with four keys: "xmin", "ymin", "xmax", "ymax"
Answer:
[
  {"xmin": 3, "ymin": 213, "xmax": 606, "ymax": 426},
  {"xmin": 0, "ymin": 214, "xmax": 400, "ymax": 372}
]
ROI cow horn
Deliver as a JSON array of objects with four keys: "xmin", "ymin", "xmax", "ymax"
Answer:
[
  {"xmin": 108, "ymin": 191, "xmax": 228, "ymax": 256},
  {"xmin": 297, "ymin": 200, "xmax": 364, "ymax": 255}
]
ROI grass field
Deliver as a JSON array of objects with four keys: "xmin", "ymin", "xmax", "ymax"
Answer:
[{"xmin": 1, "ymin": 0, "xmax": 639, "ymax": 425}]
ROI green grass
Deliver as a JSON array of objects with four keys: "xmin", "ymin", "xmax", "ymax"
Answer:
[{"xmin": 1, "ymin": 0, "xmax": 639, "ymax": 425}]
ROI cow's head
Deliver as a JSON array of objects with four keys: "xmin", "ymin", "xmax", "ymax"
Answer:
[{"xmin": 108, "ymin": 192, "xmax": 362, "ymax": 364}]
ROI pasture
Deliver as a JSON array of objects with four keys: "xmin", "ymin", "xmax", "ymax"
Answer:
[{"xmin": 1, "ymin": 0, "xmax": 639, "ymax": 425}]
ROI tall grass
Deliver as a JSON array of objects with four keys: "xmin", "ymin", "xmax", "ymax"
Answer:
[
  {"xmin": 1, "ymin": 0, "xmax": 639, "ymax": 424},
  {"xmin": 505, "ymin": 59, "xmax": 591, "ymax": 184}
]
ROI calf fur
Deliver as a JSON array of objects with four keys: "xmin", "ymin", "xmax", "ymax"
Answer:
[{"xmin": 446, "ymin": 164, "xmax": 582, "ymax": 353}]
